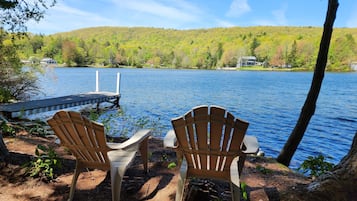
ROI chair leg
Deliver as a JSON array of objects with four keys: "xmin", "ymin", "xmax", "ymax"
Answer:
[
  {"xmin": 68, "ymin": 162, "xmax": 83, "ymax": 201},
  {"xmin": 111, "ymin": 165, "xmax": 123, "ymax": 201},
  {"xmin": 111, "ymin": 162, "xmax": 131, "ymax": 201},
  {"xmin": 139, "ymin": 137, "xmax": 149, "ymax": 173},
  {"xmin": 230, "ymin": 182, "xmax": 241, "ymax": 201},
  {"xmin": 238, "ymin": 155, "xmax": 247, "ymax": 176},
  {"xmin": 175, "ymin": 161, "xmax": 187, "ymax": 201}
]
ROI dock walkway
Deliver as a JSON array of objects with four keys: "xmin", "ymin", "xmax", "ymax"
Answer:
[{"xmin": 0, "ymin": 92, "xmax": 120, "ymax": 118}]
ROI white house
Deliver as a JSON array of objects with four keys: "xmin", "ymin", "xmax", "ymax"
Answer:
[
  {"xmin": 237, "ymin": 56, "xmax": 257, "ymax": 68},
  {"xmin": 351, "ymin": 62, "xmax": 357, "ymax": 71}
]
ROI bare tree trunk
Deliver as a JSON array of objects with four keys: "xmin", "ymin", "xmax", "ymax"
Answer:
[
  {"xmin": 0, "ymin": 133, "xmax": 9, "ymax": 161},
  {"xmin": 277, "ymin": 0, "xmax": 339, "ymax": 166},
  {"xmin": 305, "ymin": 131, "xmax": 357, "ymax": 201}
]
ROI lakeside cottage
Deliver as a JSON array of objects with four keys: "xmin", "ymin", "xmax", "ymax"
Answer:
[
  {"xmin": 351, "ymin": 62, "xmax": 357, "ymax": 71},
  {"xmin": 40, "ymin": 58, "xmax": 57, "ymax": 67},
  {"xmin": 237, "ymin": 56, "xmax": 257, "ymax": 68}
]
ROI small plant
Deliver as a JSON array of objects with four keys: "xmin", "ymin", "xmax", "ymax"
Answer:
[
  {"xmin": 161, "ymin": 153, "xmax": 168, "ymax": 162},
  {"xmin": 25, "ymin": 144, "xmax": 62, "ymax": 181},
  {"xmin": 0, "ymin": 121, "xmax": 16, "ymax": 136},
  {"xmin": 88, "ymin": 109, "xmax": 100, "ymax": 121},
  {"xmin": 167, "ymin": 162, "xmax": 177, "ymax": 169},
  {"xmin": 240, "ymin": 182, "xmax": 248, "ymax": 200},
  {"xmin": 256, "ymin": 165, "xmax": 272, "ymax": 174},
  {"xmin": 298, "ymin": 154, "xmax": 335, "ymax": 178},
  {"xmin": 28, "ymin": 124, "xmax": 48, "ymax": 137}
]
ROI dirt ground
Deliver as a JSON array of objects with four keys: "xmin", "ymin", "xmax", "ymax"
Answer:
[{"xmin": 1, "ymin": 130, "xmax": 311, "ymax": 201}]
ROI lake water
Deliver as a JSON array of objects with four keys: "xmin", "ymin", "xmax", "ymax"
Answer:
[{"xmin": 35, "ymin": 67, "xmax": 357, "ymax": 167}]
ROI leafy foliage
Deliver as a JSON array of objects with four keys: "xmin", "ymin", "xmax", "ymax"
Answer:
[
  {"xmin": 25, "ymin": 144, "xmax": 62, "ymax": 181},
  {"xmin": 0, "ymin": 30, "xmax": 41, "ymax": 103},
  {"xmin": 15, "ymin": 26, "xmax": 357, "ymax": 71},
  {"xmin": 0, "ymin": 121, "xmax": 16, "ymax": 136},
  {"xmin": 0, "ymin": 1, "xmax": 55, "ymax": 103},
  {"xmin": 167, "ymin": 162, "xmax": 177, "ymax": 169},
  {"xmin": 94, "ymin": 108, "xmax": 165, "ymax": 138},
  {"xmin": 0, "ymin": 0, "xmax": 56, "ymax": 33},
  {"xmin": 28, "ymin": 124, "xmax": 49, "ymax": 137},
  {"xmin": 298, "ymin": 154, "xmax": 335, "ymax": 178},
  {"xmin": 256, "ymin": 165, "xmax": 272, "ymax": 175},
  {"xmin": 240, "ymin": 182, "xmax": 248, "ymax": 200}
]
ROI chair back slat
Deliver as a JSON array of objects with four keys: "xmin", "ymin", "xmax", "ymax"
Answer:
[
  {"xmin": 209, "ymin": 106, "xmax": 225, "ymax": 171},
  {"xmin": 193, "ymin": 106, "xmax": 209, "ymax": 170},
  {"xmin": 69, "ymin": 112, "xmax": 100, "ymax": 162},
  {"xmin": 172, "ymin": 105, "xmax": 249, "ymax": 180},
  {"xmin": 47, "ymin": 111, "xmax": 112, "ymax": 169},
  {"xmin": 172, "ymin": 114, "xmax": 197, "ymax": 169}
]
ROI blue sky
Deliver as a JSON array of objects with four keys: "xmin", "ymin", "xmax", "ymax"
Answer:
[{"xmin": 27, "ymin": 0, "xmax": 357, "ymax": 35}]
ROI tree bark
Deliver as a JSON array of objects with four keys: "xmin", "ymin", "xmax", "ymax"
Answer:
[
  {"xmin": 277, "ymin": 0, "xmax": 339, "ymax": 166},
  {"xmin": 305, "ymin": 131, "xmax": 357, "ymax": 201},
  {"xmin": 0, "ymin": 133, "xmax": 9, "ymax": 161}
]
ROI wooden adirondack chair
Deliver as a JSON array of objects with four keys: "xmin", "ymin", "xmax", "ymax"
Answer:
[
  {"xmin": 164, "ymin": 105, "xmax": 259, "ymax": 201},
  {"xmin": 47, "ymin": 110, "xmax": 151, "ymax": 201}
]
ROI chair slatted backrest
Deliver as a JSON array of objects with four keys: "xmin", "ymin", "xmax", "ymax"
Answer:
[
  {"xmin": 171, "ymin": 105, "xmax": 249, "ymax": 180},
  {"xmin": 47, "ymin": 111, "xmax": 113, "ymax": 170}
]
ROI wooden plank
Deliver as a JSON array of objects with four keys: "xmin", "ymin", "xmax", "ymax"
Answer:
[{"xmin": 0, "ymin": 92, "xmax": 120, "ymax": 118}]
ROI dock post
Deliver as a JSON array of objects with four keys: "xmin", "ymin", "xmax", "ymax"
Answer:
[
  {"xmin": 96, "ymin": 70, "xmax": 99, "ymax": 92},
  {"xmin": 116, "ymin": 72, "xmax": 121, "ymax": 95}
]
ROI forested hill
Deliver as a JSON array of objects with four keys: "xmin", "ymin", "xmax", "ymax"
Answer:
[{"xmin": 17, "ymin": 26, "xmax": 357, "ymax": 71}]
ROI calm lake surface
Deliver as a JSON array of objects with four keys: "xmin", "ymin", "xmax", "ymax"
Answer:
[{"xmin": 35, "ymin": 67, "xmax": 357, "ymax": 167}]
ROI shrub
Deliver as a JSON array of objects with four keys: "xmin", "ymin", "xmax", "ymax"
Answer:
[
  {"xmin": 25, "ymin": 144, "xmax": 62, "ymax": 181},
  {"xmin": 28, "ymin": 124, "xmax": 48, "ymax": 137},
  {"xmin": 0, "ymin": 121, "xmax": 16, "ymax": 136},
  {"xmin": 298, "ymin": 154, "xmax": 335, "ymax": 178}
]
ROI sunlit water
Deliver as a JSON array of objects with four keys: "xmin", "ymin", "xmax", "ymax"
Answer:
[{"xmin": 33, "ymin": 67, "xmax": 357, "ymax": 167}]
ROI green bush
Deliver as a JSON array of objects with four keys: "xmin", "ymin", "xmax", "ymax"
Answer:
[
  {"xmin": 28, "ymin": 124, "xmax": 48, "ymax": 137},
  {"xmin": 0, "ymin": 88, "xmax": 12, "ymax": 103},
  {"xmin": 298, "ymin": 154, "xmax": 335, "ymax": 178},
  {"xmin": 240, "ymin": 182, "xmax": 248, "ymax": 200},
  {"xmin": 0, "ymin": 121, "xmax": 16, "ymax": 136},
  {"xmin": 25, "ymin": 144, "xmax": 62, "ymax": 181}
]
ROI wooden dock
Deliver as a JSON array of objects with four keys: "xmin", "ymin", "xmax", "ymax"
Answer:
[{"xmin": 0, "ymin": 92, "xmax": 120, "ymax": 118}]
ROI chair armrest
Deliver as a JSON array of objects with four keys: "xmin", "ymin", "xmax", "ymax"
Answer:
[
  {"xmin": 108, "ymin": 129, "xmax": 152, "ymax": 150},
  {"xmin": 230, "ymin": 156, "xmax": 240, "ymax": 186},
  {"xmin": 164, "ymin": 129, "xmax": 177, "ymax": 148},
  {"xmin": 242, "ymin": 135, "xmax": 259, "ymax": 154}
]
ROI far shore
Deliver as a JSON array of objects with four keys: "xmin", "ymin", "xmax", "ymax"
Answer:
[{"xmin": 48, "ymin": 64, "xmax": 356, "ymax": 72}]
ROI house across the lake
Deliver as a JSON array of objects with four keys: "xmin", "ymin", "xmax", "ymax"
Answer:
[
  {"xmin": 40, "ymin": 58, "xmax": 57, "ymax": 67},
  {"xmin": 351, "ymin": 62, "xmax": 357, "ymax": 71},
  {"xmin": 237, "ymin": 56, "xmax": 257, "ymax": 68}
]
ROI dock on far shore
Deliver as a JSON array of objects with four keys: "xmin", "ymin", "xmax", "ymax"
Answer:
[{"xmin": 0, "ymin": 71, "xmax": 121, "ymax": 119}]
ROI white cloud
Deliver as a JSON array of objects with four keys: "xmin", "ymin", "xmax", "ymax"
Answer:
[
  {"xmin": 272, "ymin": 4, "xmax": 287, "ymax": 25},
  {"xmin": 226, "ymin": 0, "xmax": 251, "ymax": 18},
  {"xmin": 28, "ymin": 2, "xmax": 118, "ymax": 34},
  {"xmin": 215, "ymin": 19, "xmax": 236, "ymax": 28},
  {"xmin": 252, "ymin": 19, "xmax": 276, "ymax": 26},
  {"xmin": 251, "ymin": 4, "xmax": 287, "ymax": 26},
  {"xmin": 112, "ymin": 0, "xmax": 201, "ymax": 22},
  {"xmin": 346, "ymin": 3, "xmax": 357, "ymax": 27}
]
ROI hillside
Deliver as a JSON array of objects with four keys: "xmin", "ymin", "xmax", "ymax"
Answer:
[{"xmin": 16, "ymin": 26, "xmax": 357, "ymax": 71}]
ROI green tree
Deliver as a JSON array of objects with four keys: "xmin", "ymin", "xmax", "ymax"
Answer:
[
  {"xmin": 287, "ymin": 40, "xmax": 298, "ymax": 67},
  {"xmin": 0, "ymin": 31, "xmax": 39, "ymax": 102},
  {"xmin": 62, "ymin": 40, "xmax": 77, "ymax": 66},
  {"xmin": 250, "ymin": 37, "xmax": 260, "ymax": 56},
  {"xmin": 0, "ymin": 0, "xmax": 56, "ymax": 33},
  {"xmin": 329, "ymin": 34, "xmax": 357, "ymax": 70}
]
